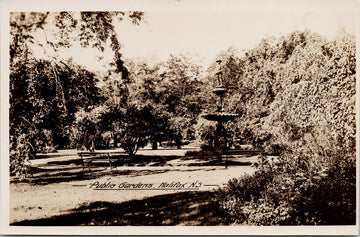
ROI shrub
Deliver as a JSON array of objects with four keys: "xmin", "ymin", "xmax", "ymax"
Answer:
[
  {"xmin": 216, "ymin": 152, "xmax": 356, "ymax": 225},
  {"xmin": 10, "ymin": 133, "xmax": 34, "ymax": 180}
]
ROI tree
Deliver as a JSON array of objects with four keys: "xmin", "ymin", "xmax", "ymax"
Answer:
[
  {"xmin": 70, "ymin": 105, "xmax": 111, "ymax": 151},
  {"xmin": 117, "ymin": 105, "xmax": 150, "ymax": 156},
  {"xmin": 126, "ymin": 56, "xmax": 204, "ymax": 148},
  {"xmin": 159, "ymin": 54, "xmax": 206, "ymax": 141},
  {"xmin": 264, "ymin": 30, "xmax": 356, "ymax": 168},
  {"xmin": 214, "ymin": 30, "xmax": 356, "ymax": 225},
  {"xmin": 9, "ymin": 11, "xmax": 144, "ymax": 177}
]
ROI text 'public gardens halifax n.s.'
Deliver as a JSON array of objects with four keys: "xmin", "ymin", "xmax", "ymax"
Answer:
[{"xmin": 85, "ymin": 180, "xmax": 216, "ymax": 191}]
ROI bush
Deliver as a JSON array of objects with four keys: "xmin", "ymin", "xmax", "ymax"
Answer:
[
  {"xmin": 10, "ymin": 133, "xmax": 34, "ymax": 180},
  {"xmin": 216, "ymin": 152, "xmax": 356, "ymax": 225},
  {"xmin": 70, "ymin": 106, "xmax": 106, "ymax": 150},
  {"xmin": 10, "ymin": 127, "xmax": 56, "ymax": 179}
]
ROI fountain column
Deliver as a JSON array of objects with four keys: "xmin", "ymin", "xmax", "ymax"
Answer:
[{"xmin": 203, "ymin": 60, "xmax": 238, "ymax": 166}]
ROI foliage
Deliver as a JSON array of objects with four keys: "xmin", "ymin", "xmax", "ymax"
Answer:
[
  {"xmin": 10, "ymin": 13, "xmax": 356, "ymax": 227},
  {"xmin": 117, "ymin": 105, "xmax": 150, "ymax": 156},
  {"xmin": 214, "ymin": 30, "xmax": 356, "ymax": 225},
  {"xmin": 157, "ymin": 55, "xmax": 206, "ymax": 140},
  {"xmin": 217, "ymin": 151, "xmax": 356, "ymax": 225},
  {"xmin": 70, "ymin": 102, "xmax": 174, "ymax": 156},
  {"xmin": 10, "ymin": 11, "xmax": 144, "ymax": 177},
  {"xmin": 126, "ymin": 59, "xmax": 173, "ymax": 149},
  {"xmin": 9, "ymin": 57, "xmax": 102, "ymax": 176},
  {"xmin": 126, "ymin": 55, "xmax": 206, "ymax": 147},
  {"xmin": 69, "ymin": 54, "xmax": 206, "ymax": 156},
  {"xmin": 211, "ymin": 30, "xmax": 355, "ymax": 156},
  {"xmin": 70, "ymin": 105, "xmax": 109, "ymax": 150}
]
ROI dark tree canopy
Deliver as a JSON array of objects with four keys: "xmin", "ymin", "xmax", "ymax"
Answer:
[{"xmin": 9, "ymin": 11, "xmax": 144, "ymax": 177}]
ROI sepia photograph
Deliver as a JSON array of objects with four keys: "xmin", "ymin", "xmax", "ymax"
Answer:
[{"xmin": 1, "ymin": 0, "xmax": 358, "ymax": 235}]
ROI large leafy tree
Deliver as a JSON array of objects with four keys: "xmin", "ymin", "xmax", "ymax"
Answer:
[
  {"xmin": 127, "ymin": 55, "xmax": 207, "ymax": 148},
  {"xmin": 126, "ymin": 59, "xmax": 179, "ymax": 149},
  {"xmin": 264, "ymin": 30, "xmax": 356, "ymax": 171},
  {"xmin": 203, "ymin": 30, "xmax": 355, "ymax": 163},
  {"xmin": 160, "ymin": 54, "xmax": 206, "ymax": 141},
  {"xmin": 10, "ymin": 11, "xmax": 144, "ymax": 177},
  {"xmin": 213, "ymin": 30, "xmax": 356, "ymax": 225}
]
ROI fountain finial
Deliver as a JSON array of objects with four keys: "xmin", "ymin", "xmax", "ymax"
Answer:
[{"xmin": 215, "ymin": 60, "xmax": 223, "ymax": 87}]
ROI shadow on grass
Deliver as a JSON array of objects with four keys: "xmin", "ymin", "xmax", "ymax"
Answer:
[
  {"xmin": 45, "ymin": 155, "xmax": 181, "ymax": 167},
  {"xmin": 11, "ymin": 191, "xmax": 226, "ymax": 226},
  {"xmin": 12, "ymin": 155, "xmax": 181, "ymax": 185},
  {"xmin": 12, "ymin": 168, "xmax": 173, "ymax": 185},
  {"xmin": 12, "ymin": 166, "xmax": 218, "ymax": 186},
  {"xmin": 13, "ymin": 153, "xmax": 255, "ymax": 185},
  {"xmin": 188, "ymin": 160, "xmax": 252, "ymax": 166}
]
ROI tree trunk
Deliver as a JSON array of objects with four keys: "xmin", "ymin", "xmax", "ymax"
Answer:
[
  {"xmin": 89, "ymin": 137, "xmax": 95, "ymax": 152},
  {"xmin": 113, "ymin": 132, "xmax": 118, "ymax": 148},
  {"xmin": 152, "ymin": 138, "xmax": 158, "ymax": 150},
  {"xmin": 51, "ymin": 63, "xmax": 67, "ymax": 114}
]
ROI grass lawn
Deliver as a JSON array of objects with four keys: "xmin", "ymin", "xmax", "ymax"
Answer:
[{"xmin": 10, "ymin": 149, "xmax": 258, "ymax": 225}]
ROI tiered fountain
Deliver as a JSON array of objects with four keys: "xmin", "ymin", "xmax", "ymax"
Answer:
[{"xmin": 203, "ymin": 60, "xmax": 238, "ymax": 167}]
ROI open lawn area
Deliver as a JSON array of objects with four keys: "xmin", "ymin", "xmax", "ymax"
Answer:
[{"xmin": 10, "ymin": 148, "xmax": 258, "ymax": 225}]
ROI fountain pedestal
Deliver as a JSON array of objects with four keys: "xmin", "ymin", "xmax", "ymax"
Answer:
[{"xmin": 203, "ymin": 61, "xmax": 238, "ymax": 167}]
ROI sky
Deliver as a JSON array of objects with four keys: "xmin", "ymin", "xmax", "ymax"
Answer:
[
  {"xmin": 112, "ymin": 10, "xmax": 356, "ymax": 68},
  {"xmin": 24, "ymin": 0, "xmax": 357, "ymax": 71}
]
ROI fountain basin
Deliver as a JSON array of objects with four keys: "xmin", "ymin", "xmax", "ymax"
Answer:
[
  {"xmin": 212, "ymin": 87, "xmax": 228, "ymax": 96},
  {"xmin": 203, "ymin": 112, "xmax": 238, "ymax": 122}
]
